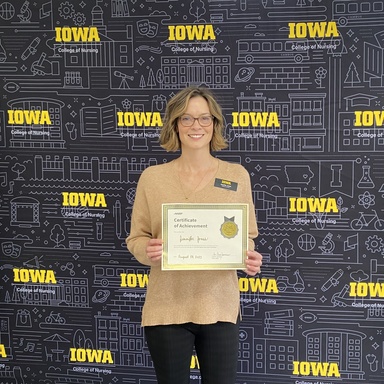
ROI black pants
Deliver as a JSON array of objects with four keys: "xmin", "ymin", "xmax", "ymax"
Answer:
[{"xmin": 144, "ymin": 320, "xmax": 239, "ymax": 384}]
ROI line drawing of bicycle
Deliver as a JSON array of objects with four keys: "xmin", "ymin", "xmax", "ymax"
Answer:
[
  {"xmin": 351, "ymin": 210, "xmax": 384, "ymax": 231},
  {"xmin": 45, "ymin": 311, "xmax": 66, "ymax": 324}
]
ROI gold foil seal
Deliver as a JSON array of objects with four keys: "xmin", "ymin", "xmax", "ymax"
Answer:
[{"xmin": 220, "ymin": 217, "xmax": 238, "ymax": 239}]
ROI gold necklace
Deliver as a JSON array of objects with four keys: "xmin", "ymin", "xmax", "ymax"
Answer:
[{"xmin": 176, "ymin": 159, "xmax": 217, "ymax": 200}]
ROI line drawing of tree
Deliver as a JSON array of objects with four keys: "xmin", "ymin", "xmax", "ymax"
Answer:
[
  {"xmin": 351, "ymin": 270, "xmax": 369, "ymax": 283},
  {"xmin": 73, "ymin": 329, "xmax": 85, "ymax": 348},
  {"xmin": 147, "ymin": 68, "xmax": 156, "ymax": 88},
  {"xmin": 275, "ymin": 239, "xmax": 295, "ymax": 263},
  {"xmin": 350, "ymin": 270, "xmax": 369, "ymax": 304},
  {"xmin": 189, "ymin": 0, "xmax": 207, "ymax": 23},
  {"xmin": 73, "ymin": 329, "xmax": 94, "ymax": 349},
  {"xmin": 315, "ymin": 66, "xmax": 327, "ymax": 88},
  {"xmin": 344, "ymin": 62, "xmax": 361, "ymax": 87},
  {"xmin": 50, "ymin": 224, "xmax": 65, "ymax": 248},
  {"xmin": 139, "ymin": 75, "xmax": 146, "ymax": 89},
  {"xmin": 12, "ymin": 163, "xmax": 26, "ymax": 180},
  {"xmin": 156, "ymin": 69, "xmax": 164, "ymax": 87}
]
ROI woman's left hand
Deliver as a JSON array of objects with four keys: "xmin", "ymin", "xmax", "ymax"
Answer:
[{"xmin": 244, "ymin": 250, "xmax": 263, "ymax": 276}]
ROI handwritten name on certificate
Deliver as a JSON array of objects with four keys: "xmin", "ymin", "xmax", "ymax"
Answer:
[{"xmin": 162, "ymin": 203, "xmax": 248, "ymax": 270}]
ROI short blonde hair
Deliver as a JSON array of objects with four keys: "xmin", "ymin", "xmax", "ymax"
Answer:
[{"xmin": 160, "ymin": 86, "xmax": 228, "ymax": 152}]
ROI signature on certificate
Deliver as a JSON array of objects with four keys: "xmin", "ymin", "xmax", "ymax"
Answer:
[
  {"xmin": 179, "ymin": 235, "xmax": 209, "ymax": 243},
  {"xmin": 212, "ymin": 251, "xmax": 231, "ymax": 259}
]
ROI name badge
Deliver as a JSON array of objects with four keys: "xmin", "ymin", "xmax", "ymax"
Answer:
[{"xmin": 214, "ymin": 178, "xmax": 238, "ymax": 191}]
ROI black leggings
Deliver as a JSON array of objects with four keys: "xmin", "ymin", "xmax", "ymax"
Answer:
[{"xmin": 144, "ymin": 320, "xmax": 239, "ymax": 384}]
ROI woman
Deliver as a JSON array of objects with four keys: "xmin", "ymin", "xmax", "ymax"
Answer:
[{"xmin": 126, "ymin": 86, "xmax": 262, "ymax": 384}]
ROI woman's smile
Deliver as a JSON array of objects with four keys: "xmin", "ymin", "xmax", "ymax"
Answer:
[{"xmin": 177, "ymin": 96, "xmax": 213, "ymax": 151}]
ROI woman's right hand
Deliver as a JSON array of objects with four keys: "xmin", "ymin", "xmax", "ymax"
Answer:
[{"xmin": 146, "ymin": 238, "xmax": 163, "ymax": 264}]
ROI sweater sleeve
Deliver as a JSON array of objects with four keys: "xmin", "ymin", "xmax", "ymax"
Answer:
[
  {"xmin": 243, "ymin": 166, "xmax": 258, "ymax": 250},
  {"xmin": 126, "ymin": 170, "xmax": 154, "ymax": 266}
]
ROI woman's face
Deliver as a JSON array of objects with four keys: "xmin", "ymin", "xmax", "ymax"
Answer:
[{"xmin": 176, "ymin": 96, "xmax": 214, "ymax": 152}]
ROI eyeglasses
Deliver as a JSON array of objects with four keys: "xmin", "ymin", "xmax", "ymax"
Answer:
[{"xmin": 178, "ymin": 114, "xmax": 214, "ymax": 127}]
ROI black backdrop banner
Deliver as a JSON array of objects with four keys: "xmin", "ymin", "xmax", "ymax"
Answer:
[{"xmin": 1, "ymin": 0, "xmax": 384, "ymax": 383}]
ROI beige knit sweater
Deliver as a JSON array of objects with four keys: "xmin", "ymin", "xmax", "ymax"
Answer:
[{"xmin": 126, "ymin": 159, "xmax": 258, "ymax": 326}]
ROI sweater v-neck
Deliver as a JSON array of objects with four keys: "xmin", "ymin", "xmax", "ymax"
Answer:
[{"xmin": 172, "ymin": 158, "xmax": 221, "ymax": 200}]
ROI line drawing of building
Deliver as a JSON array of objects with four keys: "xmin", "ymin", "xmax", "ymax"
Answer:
[
  {"xmin": 302, "ymin": 328, "xmax": 366, "ymax": 380},
  {"xmin": 94, "ymin": 312, "xmax": 149, "ymax": 368},
  {"xmin": 338, "ymin": 93, "xmax": 384, "ymax": 152},
  {"xmin": 230, "ymin": 92, "xmax": 326, "ymax": 152},
  {"xmin": 34, "ymin": 155, "xmax": 157, "ymax": 182},
  {"xmin": 0, "ymin": 316, "xmax": 12, "ymax": 360},
  {"xmin": 253, "ymin": 337, "xmax": 298, "ymax": 376},
  {"xmin": 161, "ymin": 55, "xmax": 231, "ymax": 89},
  {"xmin": 7, "ymin": 98, "xmax": 65, "ymax": 149},
  {"xmin": 11, "ymin": 278, "xmax": 88, "ymax": 307}
]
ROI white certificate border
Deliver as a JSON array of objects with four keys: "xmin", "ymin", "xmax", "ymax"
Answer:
[{"xmin": 162, "ymin": 203, "xmax": 249, "ymax": 270}]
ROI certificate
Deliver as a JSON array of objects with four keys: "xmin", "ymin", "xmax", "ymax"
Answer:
[{"xmin": 162, "ymin": 203, "xmax": 248, "ymax": 270}]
